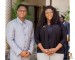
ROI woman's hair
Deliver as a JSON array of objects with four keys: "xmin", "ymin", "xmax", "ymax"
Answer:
[{"xmin": 37, "ymin": 6, "xmax": 60, "ymax": 28}]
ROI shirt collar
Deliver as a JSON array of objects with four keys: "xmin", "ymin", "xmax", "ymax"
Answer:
[
  {"xmin": 17, "ymin": 17, "xmax": 26, "ymax": 24},
  {"xmin": 63, "ymin": 21, "xmax": 66, "ymax": 24}
]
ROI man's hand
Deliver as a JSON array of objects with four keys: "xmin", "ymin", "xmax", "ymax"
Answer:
[
  {"xmin": 67, "ymin": 35, "xmax": 70, "ymax": 42},
  {"xmin": 24, "ymin": 52, "xmax": 30, "ymax": 58},
  {"xmin": 20, "ymin": 51, "xmax": 30, "ymax": 58},
  {"xmin": 20, "ymin": 51, "xmax": 28, "ymax": 57}
]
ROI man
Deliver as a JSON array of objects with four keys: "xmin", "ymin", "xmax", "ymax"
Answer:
[
  {"xmin": 6, "ymin": 4, "xmax": 34, "ymax": 60},
  {"xmin": 60, "ymin": 15, "xmax": 70, "ymax": 37},
  {"xmin": 60, "ymin": 15, "xmax": 70, "ymax": 60}
]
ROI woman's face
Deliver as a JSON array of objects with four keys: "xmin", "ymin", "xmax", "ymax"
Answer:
[{"xmin": 45, "ymin": 9, "xmax": 53, "ymax": 20}]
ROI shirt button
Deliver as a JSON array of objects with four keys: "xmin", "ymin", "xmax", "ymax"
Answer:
[
  {"xmin": 23, "ymin": 27, "xmax": 25, "ymax": 29},
  {"xmin": 25, "ymin": 41, "xmax": 27, "ymax": 42},
  {"xmin": 24, "ymin": 47, "xmax": 26, "ymax": 48},
  {"xmin": 24, "ymin": 34, "xmax": 26, "ymax": 36}
]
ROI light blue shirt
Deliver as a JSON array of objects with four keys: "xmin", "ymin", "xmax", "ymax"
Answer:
[{"xmin": 6, "ymin": 17, "xmax": 34, "ymax": 60}]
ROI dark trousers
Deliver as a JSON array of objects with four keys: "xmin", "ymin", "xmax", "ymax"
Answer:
[{"xmin": 64, "ymin": 42, "xmax": 69, "ymax": 60}]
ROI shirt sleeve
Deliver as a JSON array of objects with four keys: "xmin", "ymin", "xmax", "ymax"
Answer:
[
  {"xmin": 34, "ymin": 27, "xmax": 41, "ymax": 45},
  {"xmin": 28, "ymin": 24, "xmax": 35, "ymax": 54},
  {"xmin": 60, "ymin": 23, "xmax": 67, "ymax": 46},
  {"xmin": 6, "ymin": 22, "xmax": 22, "ymax": 56},
  {"xmin": 67, "ymin": 22, "xmax": 70, "ymax": 35}
]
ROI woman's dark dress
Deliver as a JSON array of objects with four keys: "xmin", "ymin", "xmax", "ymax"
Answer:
[{"xmin": 35, "ymin": 24, "xmax": 67, "ymax": 54}]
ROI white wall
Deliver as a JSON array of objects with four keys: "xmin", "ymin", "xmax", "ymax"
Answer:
[
  {"xmin": 52, "ymin": 0, "xmax": 69, "ymax": 15},
  {"xmin": 46, "ymin": 0, "xmax": 50, "ymax": 6}
]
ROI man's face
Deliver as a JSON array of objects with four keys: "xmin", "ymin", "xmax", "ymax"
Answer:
[
  {"xmin": 17, "ymin": 6, "xmax": 27, "ymax": 18},
  {"xmin": 60, "ymin": 17, "xmax": 64, "ymax": 23}
]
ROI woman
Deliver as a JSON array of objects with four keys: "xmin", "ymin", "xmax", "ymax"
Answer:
[{"xmin": 35, "ymin": 6, "xmax": 67, "ymax": 60}]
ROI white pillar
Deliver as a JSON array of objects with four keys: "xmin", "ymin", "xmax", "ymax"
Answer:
[
  {"xmin": 6, "ymin": 0, "xmax": 12, "ymax": 50},
  {"xmin": 6, "ymin": 0, "xmax": 12, "ymax": 24},
  {"xmin": 46, "ymin": 0, "xmax": 50, "ymax": 6}
]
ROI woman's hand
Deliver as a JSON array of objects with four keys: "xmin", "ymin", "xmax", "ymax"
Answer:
[
  {"xmin": 41, "ymin": 48, "xmax": 58, "ymax": 56},
  {"xmin": 49, "ymin": 48, "xmax": 58, "ymax": 53},
  {"xmin": 48, "ymin": 48, "xmax": 58, "ymax": 55},
  {"xmin": 37, "ymin": 43, "xmax": 50, "ymax": 55},
  {"xmin": 42, "ymin": 49, "xmax": 49, "ymax": 54},
  {"xmin": 42, "ymin": 48, "xmax": 57, "ymax": 56}
]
